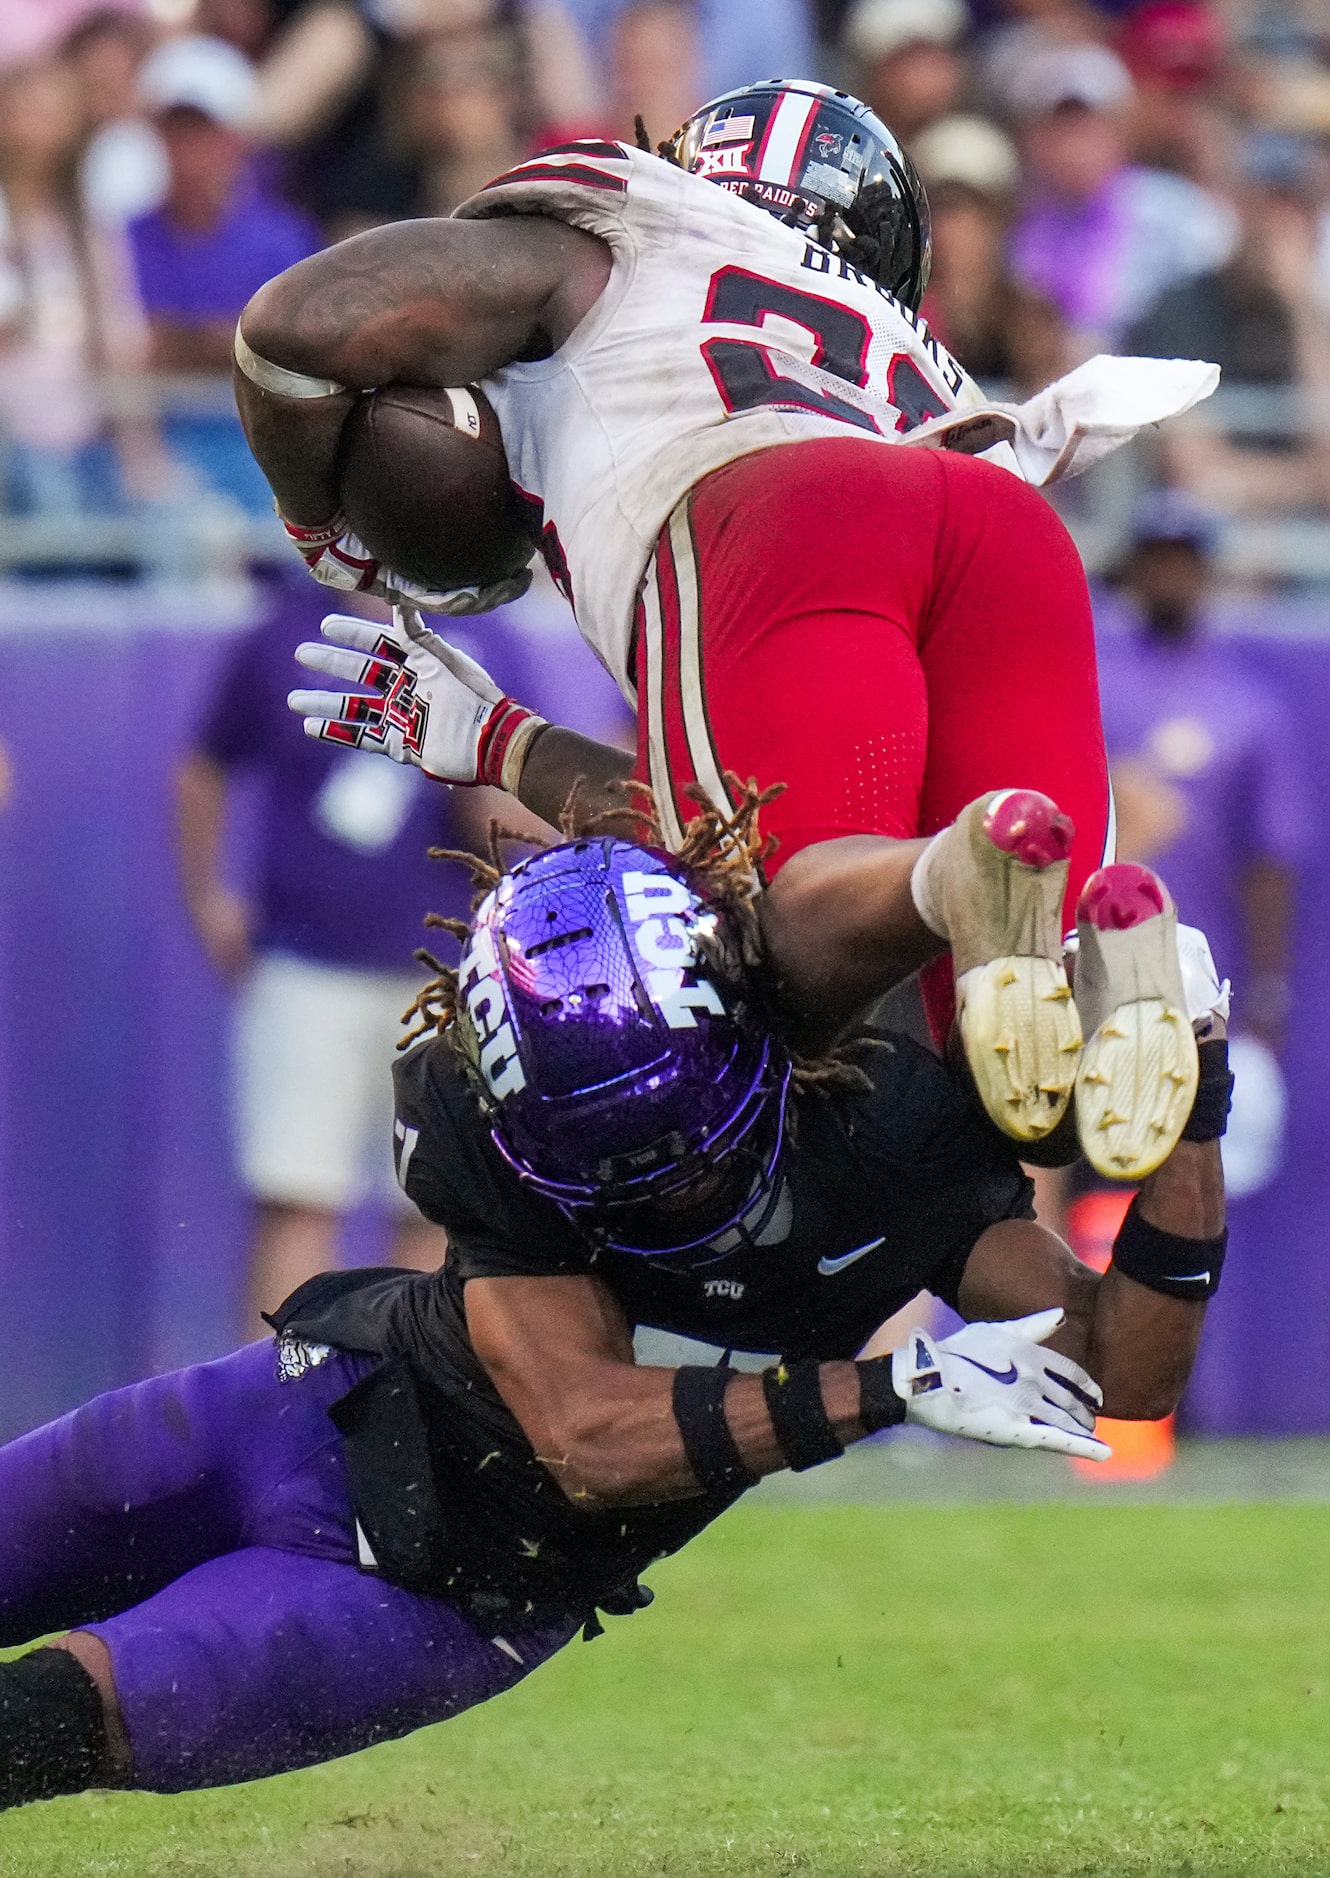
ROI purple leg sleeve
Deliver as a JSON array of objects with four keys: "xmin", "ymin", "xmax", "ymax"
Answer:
[
  {"xmin": 0, "ymin": 1340, "xmax": 371, "ymax": 1644},
  {"xmin": 0, "ymin": 1338, "xmax": 578, "ymax": 1790},
  {"xmin": 88, "ymin": 1548, "xmax": 577, "ymax": 1791}
]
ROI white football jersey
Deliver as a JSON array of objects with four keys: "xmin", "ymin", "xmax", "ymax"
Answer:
[{"xmin": 457, "ymin": 140, "xmax": 988, "ymax": 702}]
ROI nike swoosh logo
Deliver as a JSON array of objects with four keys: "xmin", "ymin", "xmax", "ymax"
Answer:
[
  {"xmin": 954, "ymin": 1353, "xmax": 1020, "ymax": 1385},
  {"xmin": 1163, "ymin": 1272, "xmax": 1211, "ymax": 1285},
  {"xmin": 817, "ymin": 1236, "xmax": 885, "ymax": 1277}
]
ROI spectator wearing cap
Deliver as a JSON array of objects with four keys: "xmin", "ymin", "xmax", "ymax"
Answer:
[
  {"xmin": 129, "ymin": 34, "xmax": 319, "ymax": 374},
  {"xmin": 841, "ymin": 0, "xmax": 968, "ymax": 144},
  {"xmin": 126, "ymin": 33, "xmax": 320, "ymax": 511},
  {"xmin": 1128, "ymin": 131, "xmax": 1330, "ymax": 517},
  {"xmin": 1095, "ymin": 492, "xmax": 1311, "ymax": 1191},
  {"xmin": 915, "ymin": 113, "xmax": 1071, "ymax": 393},
  {"xmin": 1009, "ymin": 42, "xmax": 1235, "ymax": 349}
]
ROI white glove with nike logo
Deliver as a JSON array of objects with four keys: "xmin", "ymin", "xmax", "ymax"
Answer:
[{"xmin": 892, "ymin": 1308, "xmax": 1110, "ymax": 1460}]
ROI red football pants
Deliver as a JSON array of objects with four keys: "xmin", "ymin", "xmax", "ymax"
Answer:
[
  {"xmin": 632, "ymin": 439, "xmax": 1110, "ymax": 1037},
  {"xmin": 633, "ymin": 437, "xmax": 1109, "ymax": 895}
]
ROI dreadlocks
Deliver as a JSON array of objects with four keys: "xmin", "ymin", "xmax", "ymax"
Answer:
[
  {"xmin": 632, "ymin": 113, "xmax": 683, "ymax": 166},
  {"xmin": 398, "ymin": 776, "xmax": 872, "ymax": 1096}
]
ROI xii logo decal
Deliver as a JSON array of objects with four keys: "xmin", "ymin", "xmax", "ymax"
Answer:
[{"xmin": 693, "ymin": 143, "xmax": 752, "ymax": 179}]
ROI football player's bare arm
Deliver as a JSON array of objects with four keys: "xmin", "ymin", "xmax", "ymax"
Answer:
[
  {"xmin": 956, "ymin": 1134, "xmax": 1224, "ymax": 1422},
  {"xmin": 235, "ymin": 217, "xmax": 612, "ymax": 526},
  {"xmin": 516, "ymin": 727, "xmax": 635, "ymax": 831},
  {"xmin": 464, "ymin": 1272, "xmax": 865, "ymax": 1508},
  {"xmin": 758, "ymin": 835, "xmax": 945, "ymax": 1053}
]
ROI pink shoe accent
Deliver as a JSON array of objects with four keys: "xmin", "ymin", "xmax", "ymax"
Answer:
[
  {"xmin": 1077, "ymin": 862, "xmax": 1169, "ymax": 932},
  {"xmin": 983, "ymin": 790, "xmax": 1075, "ymax": 869}
]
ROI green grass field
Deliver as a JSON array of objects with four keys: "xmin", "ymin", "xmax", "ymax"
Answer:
[{"xmin": 5, "ymin": 1502, "xmax": 1330, "ymax": 1878}]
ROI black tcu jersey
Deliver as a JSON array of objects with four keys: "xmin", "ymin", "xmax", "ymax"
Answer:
[{"xmin": 275, "ymin": 1027, "xmax": 1031, "ymax": 1628}]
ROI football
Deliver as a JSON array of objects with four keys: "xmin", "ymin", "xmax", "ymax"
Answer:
[{"xmin": 336, "ymin": 383, "xmax": 534, "ymax": 592}]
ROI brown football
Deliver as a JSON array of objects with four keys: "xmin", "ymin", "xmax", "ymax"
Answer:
[{"xmin": 336, "ymin": 383, "xmax": 534, "ymax": 591}]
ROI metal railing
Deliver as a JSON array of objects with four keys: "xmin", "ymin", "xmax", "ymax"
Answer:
[{"xmin": 3, "ymin": 373, "xmax": 1330, "ymax": 589}]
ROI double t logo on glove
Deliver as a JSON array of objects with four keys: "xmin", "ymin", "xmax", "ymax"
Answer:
[{"xmin": 289, "ymin": 608, "xmax": 546, "ymax": 791}]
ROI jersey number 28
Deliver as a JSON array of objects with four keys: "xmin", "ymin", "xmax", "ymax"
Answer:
[{"xmin": 699, "ymin": 266, "xmax": 948, "ymax": 436}]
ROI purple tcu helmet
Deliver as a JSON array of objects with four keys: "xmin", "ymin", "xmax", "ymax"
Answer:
[{"xmin": 454, "ymin": 836, "xmax": 789, "ymax": 1253}]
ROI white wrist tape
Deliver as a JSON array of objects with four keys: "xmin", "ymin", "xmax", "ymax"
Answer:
[
  {"xmin": 234, "ymin": 322, "xmax": 347, "ymax": 400},
  {"xmin": 499, "ymin": 712, "xmax": 549, "ymax": 796}
]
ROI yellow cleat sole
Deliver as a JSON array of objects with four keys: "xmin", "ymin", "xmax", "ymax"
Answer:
[
  {"xmin": 958, "ymin": 955, "xmax": 1084, "ymax": 1143},
  {"xmin": 1075, "ymin": 997, "xmax": 1200, "ymax": 1181}
]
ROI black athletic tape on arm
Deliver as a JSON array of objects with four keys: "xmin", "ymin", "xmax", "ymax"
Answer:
[
  {"xmin": 855, "ymin": 1354, "xmax": 909, "ymax": 1434},
  {"xmin": 760, "ymin": 1361, "xmax": 845, "ymax": 1472},
  {"xmin": 1181, "ymin": 1037, "xmax": 1234, "ymax": 1143},
  {"xmin": 1111, "ymin": 1195, "xmax": 1227, "ymax": 1301},
  {"xmin": 672, "ymin": 1366, "xmax": 756, "ymax": 1495},
  {"xmin": 0, "ymin": 1648, "xmax": 108, "ymax": 1809}
]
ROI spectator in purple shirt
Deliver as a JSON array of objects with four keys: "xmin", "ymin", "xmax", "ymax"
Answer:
[
  {"xmin": 131, "ymin": 33, "xmax": 318, "ymax": 369},
  {"xmin": 175, "ymin": 579, "xmax": 465, "ymax": 1333},
  {"xmin": 1008, "ymin": 43, "xmax": 1234, "ymax": 351},
  {"xmin": 1095, "ymin": 491, "xmax": 1312, "ymax": 1192},
  {"xmin": 128, "ymin": 34, "xmax": 320, "ymax": 511}
]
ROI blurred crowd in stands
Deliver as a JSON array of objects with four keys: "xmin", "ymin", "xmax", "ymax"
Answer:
[{"xmin": 3, "ymin": 0, "xmax": 1330, "ymax": 558}]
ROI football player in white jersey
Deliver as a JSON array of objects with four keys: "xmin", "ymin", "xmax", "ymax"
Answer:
[{"xmin": 236, "ymin": 79, "xmax": 1209, "ymax": 1184}]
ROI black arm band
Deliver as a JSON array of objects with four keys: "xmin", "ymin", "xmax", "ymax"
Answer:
[
  {"xmin": 1181, "ymin": 1037, "xmax": 1234, "ymax": 1143},
  {"xmin": 854, "ymin": 1355, "xmax": 909, "ymax": 1434},
  {"xmin": 760, "ymin": 1361, "xmax": 845, "ymax": 1472},
  {"xmin": 672, "ymin": 1366, "xmax": 756, "ymax": 1496},
  {"xmin": 1110, "ymin": 1195, "xmax": 1227, "ymax": 1301}
]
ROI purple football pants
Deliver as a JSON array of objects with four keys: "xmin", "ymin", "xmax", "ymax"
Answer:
[{"xmin": 0, "ymin": 1341, "xmax": 577, "ymax": 1792}]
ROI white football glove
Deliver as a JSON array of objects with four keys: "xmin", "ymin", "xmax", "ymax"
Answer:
[
  {"xmin": 280, "ymin": 512, "xmax": 533, "ymax": 616},
  {"xmin": 288, "ymin": 607, "xmax": 546, "ymax": 790},
  {"xmin": 892, "ymin": 1308, "xmax": 1110, "ymax": 1461}
]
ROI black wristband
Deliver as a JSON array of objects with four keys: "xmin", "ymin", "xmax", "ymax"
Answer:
[
  {"xmin": 855, "ymin": 1355, "xmax": 909, "ymax": 1434},
  {"xmin": 672, "ymin": 1366, "xmax": 755, "ymax": 1496},
  {"xmin": 1111, "ymin": 1195, "xmax": 1227, "ymax": 1301},
  {"xmin": 760, "ymin": 1361, "xmax": 845, "ymax": 1472},
  {"xmin": 1181, "ymin": 1037, "xmax": 1234, "ymax": 1143}
]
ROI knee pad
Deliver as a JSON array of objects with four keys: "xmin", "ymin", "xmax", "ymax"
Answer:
[{"xmin": 0, "ymin": 1647, "xmax": 107, "ymax": 1808}]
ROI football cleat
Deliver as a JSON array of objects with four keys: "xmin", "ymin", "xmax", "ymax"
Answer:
[
  {"xmin": 930, "ymin": 790, "xmax": 1082, "ymax": 1143},
  {"xmin": 1073, "ymin": 863, "xmax": 1199, "ymax": 1181}
]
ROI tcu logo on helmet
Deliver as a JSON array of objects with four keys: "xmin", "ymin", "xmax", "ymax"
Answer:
[
  {"xmin": 458, "ymin": 908, "xmax": 527, "ymax": 1099},
  {"xmin": 622, "ymin": 871, "xmax": 727, "ymax": 1031}
]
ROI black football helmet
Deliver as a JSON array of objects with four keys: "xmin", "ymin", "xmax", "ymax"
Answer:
[{"xmin": 667, "ymin": 79, "xmax": 931, "ymax": 311}]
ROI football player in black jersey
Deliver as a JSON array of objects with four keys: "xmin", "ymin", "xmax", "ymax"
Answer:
[{"xmin": 0, "ymin": 820, "xmax": 1228, "ymax": 1807}]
